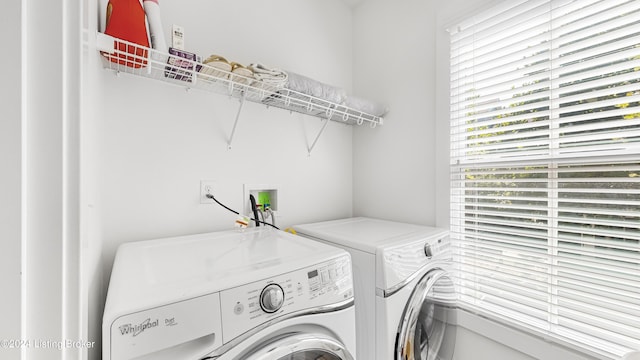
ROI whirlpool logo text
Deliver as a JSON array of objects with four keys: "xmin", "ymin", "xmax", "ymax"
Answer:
[{"xmin": 118, "ymin": 318, "xmax": 159, "ymax": 337}]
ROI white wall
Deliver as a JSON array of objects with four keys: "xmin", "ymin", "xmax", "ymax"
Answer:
[
  {"xmin": 1, "ymin": 2, "xmax": 23, "ymax": 359},
  {"xmin": 352, "ymin": 0, "xmax": 438, "ymax": 226},
  {"xmin": 84, "ymin": 1, "xmax": 358, "ymax": 358}
]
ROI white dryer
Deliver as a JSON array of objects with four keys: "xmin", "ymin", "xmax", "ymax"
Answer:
[
  {"xmin": 102, "ymin": 227, "xmax": 357, "ymax": 360},
  {"xmin": 294, "ymin": 217, "xmax": 457, "ymax": 360}
]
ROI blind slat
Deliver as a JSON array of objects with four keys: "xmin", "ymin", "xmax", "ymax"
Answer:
[{"xmin": 450, "ymin": 0, "xmax": 640, "ymax": 358}]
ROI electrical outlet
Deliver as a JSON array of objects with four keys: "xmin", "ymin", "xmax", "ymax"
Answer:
[{"xmin": 200, "ymin": 180, "xmax": 216, "ymax": 204}]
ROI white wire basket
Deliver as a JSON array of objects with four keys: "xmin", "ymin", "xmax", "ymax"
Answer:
[{"xmin": 96, "ymin": 32, "xmax": 384, "ymax": 128}]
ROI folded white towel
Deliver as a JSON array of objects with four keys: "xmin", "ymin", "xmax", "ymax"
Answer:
[
  {"xmin": 286, "ymin": 71, "xmax": 347, "ymax": 104},
  {"xmin": 249, "ymin": 63, "xmax": 288, "ymax": 88}
]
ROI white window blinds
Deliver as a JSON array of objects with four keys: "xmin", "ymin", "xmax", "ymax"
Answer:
[{"xmin": 449, "ymin": 0, "xmax": 640, "ymax": 358}]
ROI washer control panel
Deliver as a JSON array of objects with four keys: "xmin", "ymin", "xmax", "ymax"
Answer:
[
  {"xmin": 219, "ymin": 254, "xmax": 353, "ymax": 343},
  {"xmin": 259, "ymin": 284, "xmax": 284, "ymax": 313}
]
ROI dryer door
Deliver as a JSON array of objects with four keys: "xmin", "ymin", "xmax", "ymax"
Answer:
[
  {"xmin": 396, "ymin": 268, "xmax": 457, "ymax": 360},
  {"xmin": 243, "ymin": 333, "xmax": 355, "ymax": 360}
]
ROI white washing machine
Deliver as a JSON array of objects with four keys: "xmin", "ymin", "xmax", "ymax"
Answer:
[
  {"xmin": 294, "ymin": 217, "xmax": 457, "ymax": 360},
  {"xmin": 102, "ymin": 227, "xmax": 357, "ymax": 360}
]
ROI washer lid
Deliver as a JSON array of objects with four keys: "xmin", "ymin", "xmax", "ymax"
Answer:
[
  {"xmin": 104, "ymin": 227, "xmax": 346, "ymax": 318},
  {"xmin": 294, "ymin": 217, "xmax": 449, "ymax": 290},
  {"xmin": 293, "ymin": 217, "xmax": 444, "ymax": 254}
]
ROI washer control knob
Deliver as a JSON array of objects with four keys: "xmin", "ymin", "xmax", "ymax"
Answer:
[
  {"xmin": 260, "ymin": 284, "xmax": 284, "ymax": 313},
  {"xmin": 424, "ymin": 243, "xmax": 434, "ymax": 259}
]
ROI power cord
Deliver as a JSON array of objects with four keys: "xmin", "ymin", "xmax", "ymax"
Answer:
[
  {"xmin": 249, "ymin": 194, "xmax": 260, "ymax": 227},
  {"xmin": 206, "ymin": 193, "xmax": 280, "ymax": 230}
]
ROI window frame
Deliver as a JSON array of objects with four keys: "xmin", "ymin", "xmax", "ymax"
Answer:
[{"xmin": 447, "ymin": 1, "xmax": 640, "ymax": 358}]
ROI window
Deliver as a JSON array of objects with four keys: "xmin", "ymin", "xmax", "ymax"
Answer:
[{"xmin": 449, "ymin": 0, "xmax": 640, "ymax": 358}]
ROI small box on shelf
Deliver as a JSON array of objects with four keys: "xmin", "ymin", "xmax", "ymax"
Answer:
[{"xmin": 164, "ymin": 48, "xmax": 202, "ymax": 83}]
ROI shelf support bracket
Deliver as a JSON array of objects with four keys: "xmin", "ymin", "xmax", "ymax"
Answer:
[
  {"xmin": 307, "ymin": 116, "xmax": 331, "ymax": 156},
  {"xmin": 227, "ymin": 92, "xmax": 246, "ymax": 150}
]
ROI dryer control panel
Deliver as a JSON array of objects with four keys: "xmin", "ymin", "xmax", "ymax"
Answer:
[
  {"xmin": 219, "ymin": 254, "xmax": 353, "ymax": 343},
  {"xmin": 423, "ymin": 235, "xmax": 451, "ymax": 259},
  {"xmin": 379, "ymin": 231, "xmax": 451, "ymax": 291}
]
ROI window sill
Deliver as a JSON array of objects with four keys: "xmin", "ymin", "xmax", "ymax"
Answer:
[{"xmin": 455, "ymin": 308, "xmax": 606, "ymax": 360}]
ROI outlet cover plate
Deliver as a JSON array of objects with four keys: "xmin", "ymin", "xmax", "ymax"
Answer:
[{"xmin": 200, "ymin": 180, "xmax": 216, "ymax": 204}]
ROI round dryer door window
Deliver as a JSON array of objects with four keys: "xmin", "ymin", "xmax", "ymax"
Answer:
[
  {"xmin": 396, "ymin": 269, "xmax": 457, "ymax": 360},
  {"xmin": 243, "ymin": 333, "xmax": 355, "ymax": 360}
]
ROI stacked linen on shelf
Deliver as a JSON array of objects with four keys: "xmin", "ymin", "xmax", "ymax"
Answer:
[
  {"xmin": 284, "ymin": 71, "xmax": 347, "ymax": 105},
  {"xmin": 249, "ymin": 63, "xmax": 288, "ymax": 91},
  {"xmin": 282, "ymin": 71, "xmax": 388, "ymax": 118},
  {"xmin": 212, "ymin": 60, "xmax": 388, "ymax": 120},
  {"xmin": 198, "ymin": 55, "xmax": 267, "ymax": 87},
  {"xmin": 343, "ymin": 94, "xmax": 389, "ymax": 118}
]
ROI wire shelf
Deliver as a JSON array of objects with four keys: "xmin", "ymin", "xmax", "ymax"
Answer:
[{"xmin": 96, "ymin": 33, "xmax": 384, "ymax": 128}]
